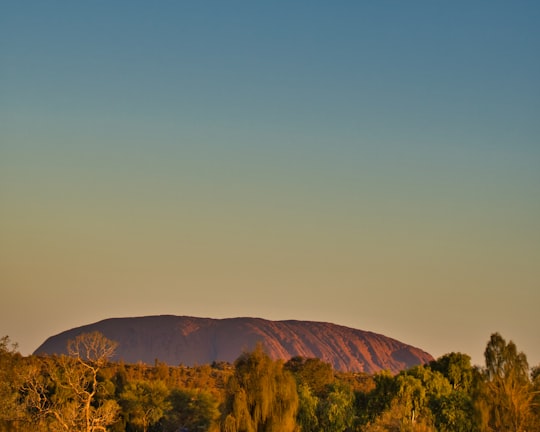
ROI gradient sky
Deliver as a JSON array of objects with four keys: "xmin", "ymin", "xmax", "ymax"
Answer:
[{"xmin": 1, "ymin": 1, "xmax": 539, "ymax": 368}]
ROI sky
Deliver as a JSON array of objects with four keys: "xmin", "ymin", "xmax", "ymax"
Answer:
[{"xmin": 1, "ymin": 1, "xmax": 539, "ymax": 368}]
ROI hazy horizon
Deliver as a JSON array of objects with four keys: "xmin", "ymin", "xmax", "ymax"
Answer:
[{"xmin": 2, "ymin": 2, "xmax": 539, "ymax": 368}]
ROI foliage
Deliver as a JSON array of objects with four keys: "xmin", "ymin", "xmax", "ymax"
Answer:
[
  {"xmin": 429, "ymin": 391, "xmax": 475, "ymax": 432},
  {"xmin": 479, "ymin": 333, "xmax": 534, "ymax": 432},
  {"xmin": 355, "ymin": 370, "xmax": 398, "ymax": 426},
  {"xmin": 429, "ymin": 352, "xmax": 474, "ymax": 392},
  {"xmin": 22, "ymin": 333, "xmax": 120, "ymax": 432},
  {"xmin": 317, "ymin": 381, "xmax": 355, "ymax": 432},
  {"xmin": 358, "ymin": 335, "xmax": 538, "ymax": 432},
  {"xmin": 2, "ymin": 331, "xmax": 540, "ymax": 431},
  {"xmin": 120, "ymin": 380, "xmax": 170, "ymax": 432},
  {"xmin": 221, "ymin": 345, "xmax": 298, "ymax": 432},
  {"xmin": 162, "ymin": 388, "xmax": 220, "ymax": 432},
  {"xmin": 296, "ymin": 383, "xmax": 319, "ymax": 431},
  {"xmin": 285, "ymin": 356, "xmax": 335, "ymax": 396},
  {"xmin": 0, "ymin": 336, "xmax": 26, "ymax": 431}
]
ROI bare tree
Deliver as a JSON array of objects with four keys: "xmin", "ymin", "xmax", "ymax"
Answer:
[
  {"xmin": 67, "ymin": 331, "xmax": 118, "ymax": 367},
  {"xmin": 24, "ymin": 332, "xmax": 119, "ymax": 432},
  {"xmin": 66, "ymin": 332, "xmax": 119, "ymax": 432}
]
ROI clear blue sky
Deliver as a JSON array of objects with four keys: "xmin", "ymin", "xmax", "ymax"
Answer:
[{"xmin": 2, "ymin": 1, "xmax": 539, "ymax": 367}]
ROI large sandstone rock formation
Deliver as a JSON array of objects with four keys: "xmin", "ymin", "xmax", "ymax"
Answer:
[{"xmin": 34, "ymin": 315, "xmax": 433, "ymax": 373}]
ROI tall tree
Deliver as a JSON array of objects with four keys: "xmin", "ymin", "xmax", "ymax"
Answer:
[
  {"xmin": 421, "ymin": 356, "xmax": 477, "ymax": 432},
  {"xmin": 67, "ymin": 331, "xmax": 120, "ymax": 432},
  {"xmin": 221, "ymin": 345, "xmax": 298, "ymax": 432},
  {"xmin": 482, "ymin": 333, "xmax": 533, "ymax": 432}
]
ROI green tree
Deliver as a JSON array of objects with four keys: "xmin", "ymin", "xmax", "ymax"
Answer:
[
  {"xmin": 356, "ymin": 370, "xmax": 398, "ymax": 426},
  {"xmin": 363, "ymin": 372, "xmax": 436, "ymax": 432},
  {"xmin": 482, "ymin": 333, "xmax": 533, "ymax": 432},
  {"xmin": 429, "ymin": 352, "xmax": 474, "ymax": 392},
  {"xmin": 296, "ymin": 383, "xmax": 319, "ymax": 432},
  {"xmin": 407, "ymin": 365, "xmax": 452, "ymax": 401},
  {"xmin": 395, "ymin": 374, "xmax": 430, "ymax": 427},
  {"xmin": 221, "ymin": 345, "xmax": 298, "ymax": 432},
  {"xmin": 163, "ymin": 388, "xmax": 220, "ymax": 432},
  {"xmin": 427, "ymin": 354, "xmax": 478, "ymax": 431},
  {"xmin": 317, "ymin": 381, "xmax": 355, "ymax": 432},
  {"xmin": 431, "ymin": 391, "xmax": 476, "ymax": 432},
  {"xmin": 120, "ymin": 380, "xmax": 171, "ymax": 432},
  {"xmin": 285, "ymin": 356, "xmax": 335, "ymax": 396}
]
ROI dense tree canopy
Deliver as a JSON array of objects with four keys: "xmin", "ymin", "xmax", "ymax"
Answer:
[
  {"xmin": 480, "ymin": 333, "xmax": 534, "ymax": 432},
  {"xmin": 1, "ymin": 331, "xmax": 539, "ymax": 431},
  {"xmin": 221, "ymin": 345, "xmax": 298, "ymax": 432}
]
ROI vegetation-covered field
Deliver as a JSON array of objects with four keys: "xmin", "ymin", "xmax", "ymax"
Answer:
[{"xmin": 1, "ymin": 332, "xmax": 538, "ymax": 431}]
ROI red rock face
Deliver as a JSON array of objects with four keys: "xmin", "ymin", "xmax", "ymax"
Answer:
[{"xmin": 34, "ymin": 315, "xmax": 433, "ymax": 373}]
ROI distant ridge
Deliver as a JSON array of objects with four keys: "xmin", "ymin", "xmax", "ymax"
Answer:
[{"xmin": 34, "ymin": 315, "xmax": 433, "ymax": 373}]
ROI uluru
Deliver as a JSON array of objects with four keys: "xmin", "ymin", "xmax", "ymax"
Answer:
[{"xmin": 34, "ymin": 315, "xmax": 433, "ymax": 374}]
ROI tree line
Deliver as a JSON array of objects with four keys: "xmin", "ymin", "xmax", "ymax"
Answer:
[{"xmin": 1, "ymin": 331, "xmax": 539, "ymax": 431}]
